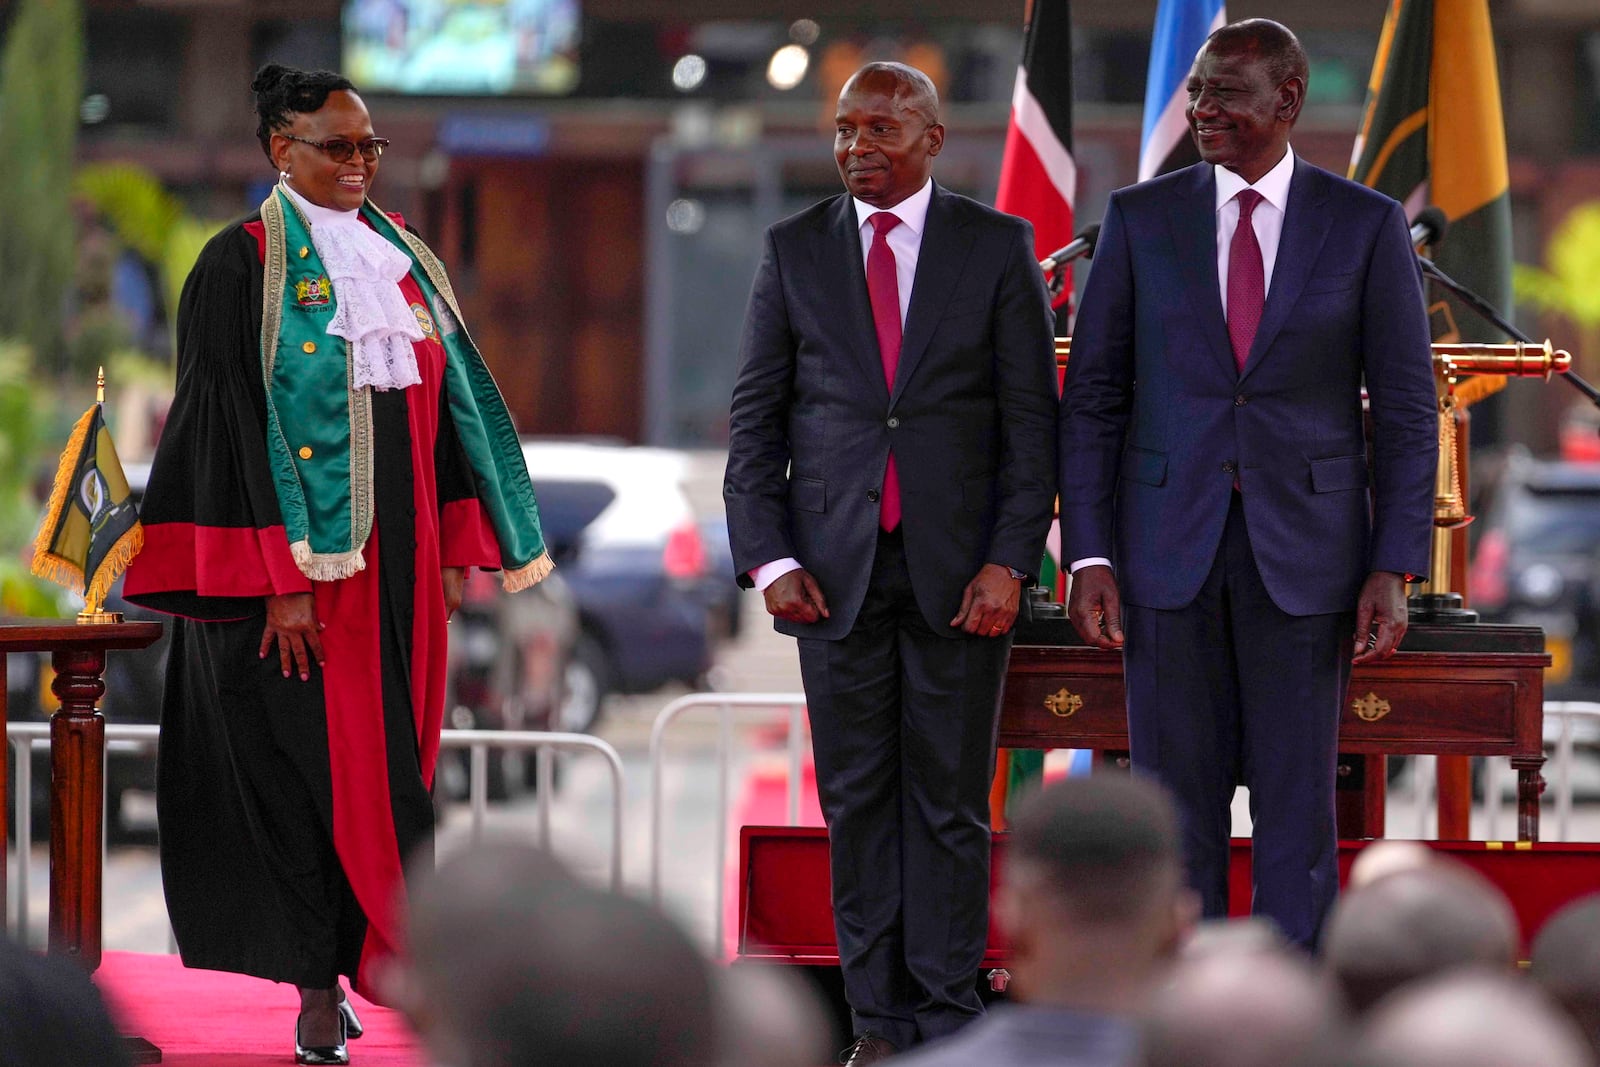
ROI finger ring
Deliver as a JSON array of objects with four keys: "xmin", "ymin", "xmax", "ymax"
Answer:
[{"xmin": 991, "ymin": 624, "xmax": 1003, "ymax": 632}]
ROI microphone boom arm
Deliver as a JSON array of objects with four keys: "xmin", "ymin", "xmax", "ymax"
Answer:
[{"xmin": 1418, "ymin": 255, "xmax": 1600, "ymax": 407}]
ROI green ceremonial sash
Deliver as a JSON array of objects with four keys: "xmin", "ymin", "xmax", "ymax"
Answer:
[{"xmin": 259, "ymin": 185, "xmax": 551, "ymax": 590}]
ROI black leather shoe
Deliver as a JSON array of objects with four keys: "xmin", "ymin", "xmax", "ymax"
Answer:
[
  {"xmin": 840, "ymin": 1034, "xmax": 896, "ymax": 1065},
  {"xmin": 295, "ymin": 1012, "xmax": 349, "ymax": 1066},
  {"xmin": 337, "ymin": 989, "xmax": 363, "ymax": 1040}
]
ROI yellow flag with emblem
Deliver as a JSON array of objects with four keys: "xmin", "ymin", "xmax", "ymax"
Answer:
[
  {"xmin": 30, "ymin": 389, "xmax": 143, "ymax": 610},
  {"xmin": 1349, "ymin": 0, "xmax": 1513, "ymax": 406}
]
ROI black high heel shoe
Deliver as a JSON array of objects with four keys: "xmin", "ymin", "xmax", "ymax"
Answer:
[
  {"xmin": 336, "ymin": 989, "xmax": 364, "ymax": 1040},
  {"xmin": 294, "ymin": 1010, "xmax": 349, "ymax": 1066}
]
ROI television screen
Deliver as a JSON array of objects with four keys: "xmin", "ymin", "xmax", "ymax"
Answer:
[{"xmin": 344, "ymin": 0, "xmax": 580, "ymax": 96}]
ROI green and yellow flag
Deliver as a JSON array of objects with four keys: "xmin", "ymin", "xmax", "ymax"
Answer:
[
  {"xmin": 1349, "ymin": 0, "xmax": 1513, "ymax": 403},
  {"xmin": 31, "ymin": 396, "xmax": 143, "ymax": 609}
]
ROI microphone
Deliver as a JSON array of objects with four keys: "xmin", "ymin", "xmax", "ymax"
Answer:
[
  {"xmin": 1041, "ymin": 223, "xmax": 1101, "ymax": 271},
  {"xmin": 1410, "ymin": 206, "xmax": 1448, "ymax": 249}
]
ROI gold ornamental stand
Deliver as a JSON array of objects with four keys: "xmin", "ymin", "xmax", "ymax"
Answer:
[{"xmin": 1411, "ymin": 342, "xmax": 1570, "ymax": 837}]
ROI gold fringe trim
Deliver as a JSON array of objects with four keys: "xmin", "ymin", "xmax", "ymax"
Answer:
[
  {"xmin": 84, "ymin": 522, "xmax": 144, "ymax": 609},
  {"xmin": 290, "ymin": 539, "xmax": 368, "ymax": 582},
  {"xmin": 30, "ymin": 405, "xmax": 98, "ymax": 592},
  {"xmin": 1453, "ymin": 374, "xmax": 1507, "ymax": 408},
  {"xmin": 501, "ymin": 551, "xmax": 554, "ymax": 593}
]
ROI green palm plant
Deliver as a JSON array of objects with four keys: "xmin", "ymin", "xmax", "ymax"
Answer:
[
  {"xmin": 0, "ymin": 342, "xmax": 66, "ymax": 617},
  {"xmin": 0, "ymin": 0, "xmax": 84, "ymax": 370},
  {"xmin": 1513, "ymin": 203, "xmax": 1600, "ymax": 379}
]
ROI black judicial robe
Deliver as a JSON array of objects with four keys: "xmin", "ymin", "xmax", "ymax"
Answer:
[{"xmin": 125, "ymin": 218, "xmax": 504, "ymax": 997}]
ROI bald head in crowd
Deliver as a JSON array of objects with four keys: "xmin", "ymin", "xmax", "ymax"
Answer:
[
  {"xmin": 391, "ymin": 842, "xmax": 719, "ymax": 1067},
  {"xmin": 1322, "ymin": 863, "xmax": 1519, "ymax": 1014},
  {"xmin": 1140, "ymin": 945, "xmax": 1340, "ymax": 1067},
  {"xmin": 998, "ymin": 774, "xmax": 1197, "ymax": 1012},
  {"xmin": 1360, "ymin": 970, "xmax": 1593, "ymax": 1067},
  {"xmin": 1531, "ymin": 892, "xmax": 1600, "ymax": 1057}
]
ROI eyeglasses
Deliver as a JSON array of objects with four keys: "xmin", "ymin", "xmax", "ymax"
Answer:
[{"xmin": 281, "ymin": 133, "xmax": 389, "ymax": 163}]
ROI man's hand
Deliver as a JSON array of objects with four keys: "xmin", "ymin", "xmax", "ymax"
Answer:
[
  {"xmin": 1067, "ymin": 565, "xmax": 1125, "ymax": 650},
  {"xmin": 1353, "ymin": 571, "xmax": 1409, "ymax": 664},
  {"xmin": 764, "ymin": 569, "xmax": 830, "ymax": 624},
  {"xmin": 951, "ymin": 563, "xmax": 1022, "ymax": 637},
  {"xmin": 442, "ymin": 566, "xmax": 465, "ymax": 621},
  {"xmin": 259, "ymin": 592, "xmax": 326, "ymax": 681}
]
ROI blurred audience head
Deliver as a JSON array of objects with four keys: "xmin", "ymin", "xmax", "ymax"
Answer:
[
  {"xmin": 0, "ymin": 933, "xmax": 130, "ymax": 1067},
  {"xmin": 1360, "ymin": 970, "xmax": 1592, "ymax": 1067},
  {"xmin": 1530, "ymin": 892, "xmax": 1600, "ymax": 1057},
  {"xmin": 390, "ymin": 840, "xmax": 719, "ymax": 1067},
  {"xmin": 713, "ymin": 962, "xmax": 832, "ymax": 1067},
  {"xmin": 1140, "ymin": 943, "xmax": 1340, "ymax": 1067},
  {"xmin": 998, "ymin": 774, "xmax": 1198, "ymax": 1011},
  {"xmin": 1323, "ymin": 863, "xmax": 1518, "ymax": 1015},
  {"xmin": 1181, "ymin": 916, "xmax": 1291, "ymax": 959},
  {"xmin": 1346, "ymin": 840, "xmax": 1435, "ymax": 890}
]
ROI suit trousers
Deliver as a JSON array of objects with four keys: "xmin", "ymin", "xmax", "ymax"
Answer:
[
  {"xmin": 798, "ymin": 529, "xmax": 1010, "ymax": 1048},
  {"xmin": 1123, "ymin": 494, "xmax": 1350, "ymax": 949}
]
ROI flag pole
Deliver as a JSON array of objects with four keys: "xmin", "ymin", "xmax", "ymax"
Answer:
[{"xmin": 79, "ymin": 366, "xmax": 123, "ymax": 625}]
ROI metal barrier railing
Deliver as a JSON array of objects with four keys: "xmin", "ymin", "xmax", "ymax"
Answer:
[
  {"xmin": 1480, "ymin": 701, "xmax": 1600, "ymax": 841},
  {"xmin": 5, "ymin": 723, "xmax": 625, "ymax": 943},
  {"xmin": 648, "ymin": 692, "xmax": 808, "ymax": 952}
]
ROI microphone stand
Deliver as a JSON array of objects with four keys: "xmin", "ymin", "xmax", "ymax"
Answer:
[{"xmin": 1419, "ymin": 255, "xmax": 1600, "ymax": 407}]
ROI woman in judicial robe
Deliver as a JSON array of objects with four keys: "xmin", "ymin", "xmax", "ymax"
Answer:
[{"xmin": 124, "ymin": 64, "xmax": 550, "ymax": 1065}]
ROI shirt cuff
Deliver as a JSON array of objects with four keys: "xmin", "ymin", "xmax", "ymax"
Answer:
[
  {"xmin": 1069, "ymin": 557, "xmax": 1113, "ymax": 574},
  {"xmin": 751, "ymin": 557, "xmax": 803, "ymax": 591}
]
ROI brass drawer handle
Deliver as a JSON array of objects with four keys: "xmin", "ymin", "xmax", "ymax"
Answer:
[
  {"xmin": 1045, "ymin": 688, "xmax": 1083, "ymax": 718},
  {"xmin": 1352, "ymin": 692, "xmax": 1392, "ymax": 722}
]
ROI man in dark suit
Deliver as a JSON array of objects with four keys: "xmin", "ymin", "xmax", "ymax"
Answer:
[
  {"xmin": 724, "ymin": 62, "xmax": 1058, "ymax": 1062},
  {"xmin": 1059, "ymin": 19, "xmax": 1437, "ymax": 948}
]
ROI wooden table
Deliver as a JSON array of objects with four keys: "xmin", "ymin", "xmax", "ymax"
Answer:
[
  {"xmin": 1001, "ymin": 621, "xmax": 1550, "ymax": 841},
  {"xmin": 1, "ymin": 619, "xmax": 164, "ymax": 964}
]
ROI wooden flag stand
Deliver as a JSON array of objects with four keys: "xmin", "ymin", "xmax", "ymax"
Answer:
[{"xmin": 2, "ymin": 620, "xmax": 164, "ymax": 1064}]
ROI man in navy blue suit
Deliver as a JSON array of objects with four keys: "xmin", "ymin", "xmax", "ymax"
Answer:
[{"xmin": 1059, "ymin": 19, "xmax": 1437, "ymax": 948}]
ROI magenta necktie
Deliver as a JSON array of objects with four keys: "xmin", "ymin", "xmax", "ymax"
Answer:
[
  {"xmin": 1227, "ymin": 189, "xmax": 1265, "ymax": 374},
  {"xmin": 866, "ymin": 211, "xmax": 903, "ymax": 532}
]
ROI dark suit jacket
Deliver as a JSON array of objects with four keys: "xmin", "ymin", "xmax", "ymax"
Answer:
[
  {"xmin": 725, "ymin": 183, "xmax": 1059, "ymax": 640},
  {"xmin": 1059, "ymin": 158, "xmax": 1437, "ymax": 617}
]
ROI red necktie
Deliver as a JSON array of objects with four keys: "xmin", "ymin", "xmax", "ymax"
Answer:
[
  {"xmin": 1227, "ymin": 189, "xmax": 1265, "ymax": 374},
  {"xmin": 867, "ymin": 211, "xmax": 903, "ymax": 532}
]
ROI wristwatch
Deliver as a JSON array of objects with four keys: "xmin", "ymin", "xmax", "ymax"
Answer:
[{"xmin": 1006, "ymin": 566, "xmax": 1029, "ymax": 581}]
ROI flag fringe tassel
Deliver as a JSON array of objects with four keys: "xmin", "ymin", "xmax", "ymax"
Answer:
[
  {"xmin": 83, "ymin": 522, "xmax": 144, "ymax": 608},
  {"xmin": 29, "ymin": 405, "xmax": 98, "ymax": 593}
]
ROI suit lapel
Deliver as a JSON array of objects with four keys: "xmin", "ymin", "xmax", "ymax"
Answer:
[
  {"xmin": 818, "ymin": 195, "xmax": 889, "ymax": 401},
  {"xmin": 1166, "ymin": 164, "xmax": 1237, "ymax": 381},
  {"xmin": 892, "ymin": 184, "xmax": 975, "ymax": 409},
  {"xmin": 1241, "ymin": 157, "xmax": 1332, "ymax": 381}
]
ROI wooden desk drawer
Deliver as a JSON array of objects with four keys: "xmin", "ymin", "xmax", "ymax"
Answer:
[
  {"xmin": 1000, "ymin": 652, "xmax": 1127, "ymax": 749},
  {"xmin": 1338, "ymin": 676, "xmax": 1528, "ymax": 754}
]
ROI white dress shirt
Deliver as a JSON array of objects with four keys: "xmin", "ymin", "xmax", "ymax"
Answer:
[
  {"xmin": 750, "ymin": 179, "xmax": 935, "ymax": 591},
  {"xmin": 1068, "ymin": 149, "xmax": 1295, "ymax": 578}
]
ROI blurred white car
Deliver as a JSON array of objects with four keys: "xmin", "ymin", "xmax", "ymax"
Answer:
[{"xmin": 520, "ymin": 439, "xmax": 716, "ymax": 733}]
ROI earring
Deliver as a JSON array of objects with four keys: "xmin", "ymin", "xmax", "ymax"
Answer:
[{"xmin": 281, "ymin": 169, "xmax": 291, "ymax": 180}]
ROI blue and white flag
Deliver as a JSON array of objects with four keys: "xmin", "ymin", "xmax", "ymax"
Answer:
[{"xmin": 1138, "ymin": 0, "xmax": 1227, "ymax": 181}]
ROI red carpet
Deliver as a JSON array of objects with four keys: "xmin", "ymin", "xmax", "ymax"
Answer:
[{"xmin": 93, "ymin": 952, "xmax": 423, "ymax": 1066}]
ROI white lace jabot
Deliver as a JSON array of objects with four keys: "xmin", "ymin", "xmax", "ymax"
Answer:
[{"xmin": 281, "ymin": 182, "xmax": 423, "ymax": 391}]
